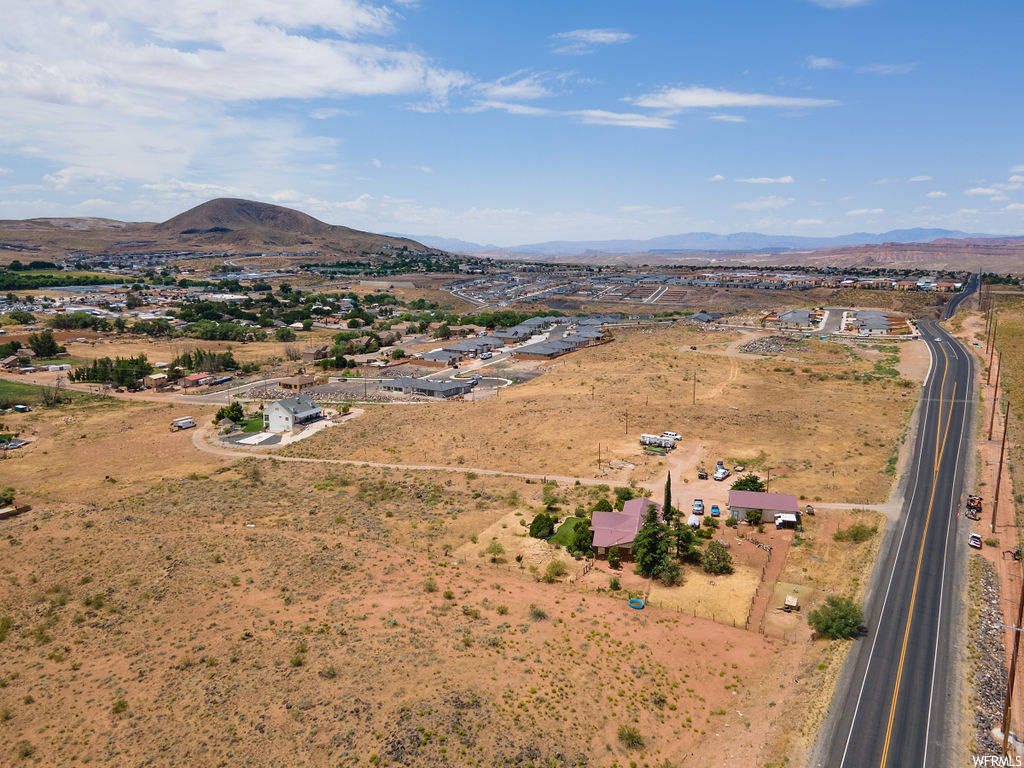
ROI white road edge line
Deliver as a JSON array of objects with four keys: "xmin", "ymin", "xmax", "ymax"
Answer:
[{"xmin": 838, "ymin": 325, "xmax": 938, "ymax": 768}]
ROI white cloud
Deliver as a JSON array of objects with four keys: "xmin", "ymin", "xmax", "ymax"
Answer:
[
  {"xmin": 372, "ymin": 158, "xmax": 382, "ymax": 168},
  {"xmin": 805, "ymin": 55, "xmax": 843, "ymax": 70},
  {"xmin": 926, "ymin": 191, "xmax": 947, "ymax": 198},
  {"xmin": 708, "ymin": 174, "xmax": 726, "ymax": 182},
  {"xmin": 965, "ymin": 187, "xmax": 1000, "ymax": 196},
  {"xmin": 736, "ymin": 176, "xmax": 795, "ymax": 184},
  {"xmin": 0, "ymin": 1, "xmax": 473, "ymax": 200},
  {"xmin": 0, "ymin": 167, "xmax": 11, "ymax": 175},
  {"xmin": 909, "ymin": 175, "xmax": 932, "ymax": 182},
  {"xmin": 477, "ymin": 72, "xmax": 551, "ymax": 101},
  {"xmin": 1009, "ymin": 175, "xmax": 1024, "ymax": 183},
  {"xmin": 872, "ymin": 178, "xmax": 898, "ymax": 185},
  {"xmin": 569, "ymin": 110, "xmax": 674, "ymax": 129},
  {"xmin": 858, "ymin": 63, "xmax": 917, "ymax": 75},
  {"xmin": 957, "ymin": 208, "xmax": 980, "ymax": 214},
  {"xmin": 464, "ymin": 100, "xmax": 552, "ymax": 117},
  {"xmin": 1012, "ymin": 165, "xmax": 1024, "ymax": 173},
  {"xmin": 845, "ymin": 208, "xmax": 883, "ymax": 216},
  {"xmin": 795, "ymin": 218, "xmax": 824, "ymax": 225},
  {"xmin": 551, "ymin": 28, "xmax": 635, "ymax": 55},
  {"xmin": 629, "ymin": 86, "xmax": 837, "ymax": 113},
  {"xmin": 417, "ymin": 166, "xmax": 433, "ymax": 173},
  {"xmin": 709, "ymin": 114, "xmax": 746, "ymax": 123},
  {"xmin": 141, "ymin": 178, "xmax": 259, "ymax": 198},
  {"xmin": 1004, "ymin": 203, "xmax": 1024, "ymax": 211},
  {"xmin": 735, "ymin": 195, "xmax": 794, "ymax": 211}
]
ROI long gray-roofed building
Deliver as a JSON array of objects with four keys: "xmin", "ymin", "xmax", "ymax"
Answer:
[{"xmin": 380, "ymin": 377, "xmax": 475, "ymax": 398}]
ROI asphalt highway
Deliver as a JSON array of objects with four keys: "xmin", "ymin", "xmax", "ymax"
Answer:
[{"xmin": 820, "ymin": 276, "xmax": 977, "ymax": 768}]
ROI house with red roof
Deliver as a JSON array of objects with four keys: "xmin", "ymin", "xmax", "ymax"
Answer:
[{"xmin": 590, "ymin": 497, "xmax": 662, "ymax": 559}]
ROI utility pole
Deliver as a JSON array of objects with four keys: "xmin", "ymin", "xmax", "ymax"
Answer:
[
  {"xmin": 990, "ymin": 351, "xmax": 1002, "ymax": 441},
  {"xmin": 624, "ymin": 411, "xmax": 629, "ymax": 435},
  {"xmin": 692, "ymin": 370, "xmax": 697, "ymax": 405},
  {"xmin": 992, "ymin": 401, "xmax": 1011, "ymax": 534},
  {"xmin": 988, "ymin": 317, "xmax": 998, "ymax": 385},
  {"xmin": 597, "ymin": 443, "xmax": 601, "ymax": 471},
  {"xmin": 1002, "ymin": 566, "xmax": 1024, "ymax": 756}
]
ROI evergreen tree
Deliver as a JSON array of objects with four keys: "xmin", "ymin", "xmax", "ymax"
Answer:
[
  {"xmin": 662, "ymin": 474, "xmax": 673, "ymax": 524},
  {"xmin": 631, "ymin": 503, "xmax": 668, "ymax": 578}
]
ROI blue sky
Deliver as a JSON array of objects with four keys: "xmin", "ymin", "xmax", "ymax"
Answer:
[{"xmin": 1, "ymin": 0, "xmax": 1023, "ymax": 245}]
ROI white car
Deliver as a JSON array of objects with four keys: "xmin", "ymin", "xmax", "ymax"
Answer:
[
  {"xmin": 662, "ymin": 431, "xmax": 681, "ymax": 441},
  {"xmin": 714, "ymin": 467, "xmax": 731, "ymax": 481},
  {"xmin": 969, "ymin": 533, "xmax": 983, "ymax": 549}
]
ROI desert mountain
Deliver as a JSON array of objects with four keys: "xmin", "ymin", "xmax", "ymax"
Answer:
[
  {"xmin": 158, "ymin": 198, "xmax": 334, "ymax": 236},
  {"xmin": 0, "ymin": 198, "xmax": 443, "ymax": 264}
]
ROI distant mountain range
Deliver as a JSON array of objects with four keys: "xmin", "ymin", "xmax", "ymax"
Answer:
[{"xmin": 394, "ymin": 228, "xmax": 1010, "ymax": 257}]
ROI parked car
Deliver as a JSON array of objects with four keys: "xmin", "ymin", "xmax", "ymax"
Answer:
[
  {"xmin": 733, "ymin": 465, "xmax": 745, "ymax": 473},
  {"xmin": 805, "ymin": 504, "xmax": 815, "ymax": 515},
  {"xmin": 662, "ymin": 431, "xmax": 681, "ymax": 441},
  {"xmin": 697, "ymin": 469, "xmax": 708, "ymax": 480},
  {"xmin": 710, "ymin": 504, "xmax": 720, "ymax": 517},
  {"xmin": 689, "ymin": 345, "xmax": 697, "ymax": 350},
  {"xmin": 969, "ymin": 533, "xmax": 983, "ymax": 549},
  {"xmin": 2, "ymin": 439, "xmax": 28, "ymax": 450},
  {"xmin": 692, "ymin": 499, "xmax": 704, "ymax": 515},
  {"xmin": 480, "ymin": 352, "xmax": 493, "ymax": 359},
  {"xmin": 714, "ymin": 467, "xmax": 730, "ymax": 481}
]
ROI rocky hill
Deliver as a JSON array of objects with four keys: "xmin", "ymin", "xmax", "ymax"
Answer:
[{"xmin": 0, "ymin": 199, "xmax": 444, "ymax": 264}]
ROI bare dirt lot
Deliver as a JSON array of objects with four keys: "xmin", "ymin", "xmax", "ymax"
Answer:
[
  {"xmin": 1, "ymin": 460, "xmax": 809, "ymax": 767},
  {"xmin": 0, "ymin": 306, "xmax": 923, "ymax": 767}
]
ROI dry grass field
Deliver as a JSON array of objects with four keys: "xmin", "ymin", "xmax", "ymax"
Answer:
[
  {"xmin": 0, "ymin": 391, "xmax": 225, "ymax": 508},
  {"xmin": 284, "ymin": 323, "xmax": 923, "ymax": 505},
  {"xmin": 0, "ymin": 305, "xmax": 928, "ymax": 766},
  {"xmin": 1, "ymin": 459, "xmax": 809, "ymax": 767}
]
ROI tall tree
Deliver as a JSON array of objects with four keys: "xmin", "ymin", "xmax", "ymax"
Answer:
[
  {"xmin": 672, "ymin": 516, "xmax": 702, "ymax": 564},
  {"xmin": 631, "ymin": 502, "xmax": 668, "ymax": 578},
  {"xmin": 662, "ymin": 474, "xmax": 673, "ymax": 524}
]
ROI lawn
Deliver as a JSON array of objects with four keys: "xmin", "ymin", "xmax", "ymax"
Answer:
[
  {"xmin": 241, "ymin": 416, "xmax": 264, "ymax": 433},
  {"xmin": 549, "ymin": 516, "xmax": 584, "ymax": 548},
  {"xmin": 0, "ymin": 378, "xmax": 46, "ymax": 402}
]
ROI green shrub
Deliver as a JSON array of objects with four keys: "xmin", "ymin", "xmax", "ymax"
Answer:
[
  {"xmin": 808, "ymin": 596, "xmax": 863, "ymax": 639},
  {"xmin": 701, "ymin": 540, "xmax": 734, "ymax": 574},
  {"xmin": 112, "ymin": 698, "xmax": 128, "ymax": 714},
  {"xmin": 529, "ymin": 603, "xmax": 547, "ymax": 620},
  {"xmin": 542, "ymin": 560, "xmax": 567, "ymax": 583},
  {"xmin": 609, "ymin": 576, "xmax": 621, "ymax": 591},
  {"xmin": 833, "ymin": 524, "xmax": 877, "ymax": 543},
  {"xmin": 617, "ymin": 724, "xmax": 644, "ymax": 749},
  {"xmin": 608, "ymin": 546, "xmax": 622, "ymax": 570}
]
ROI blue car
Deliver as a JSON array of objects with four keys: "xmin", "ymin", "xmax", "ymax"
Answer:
[{"xmin": 710, "ymin": 505, "xmax": 720, "ymax": 517}]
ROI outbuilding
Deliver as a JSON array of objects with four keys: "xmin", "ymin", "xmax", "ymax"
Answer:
[{"xmin": 727, "ymin": 490, "xmax": 801, "ymax": 524}]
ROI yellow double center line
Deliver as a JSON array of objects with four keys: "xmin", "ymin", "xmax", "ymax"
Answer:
[{"xmin": 878, "ymin": 342, "xmax": 956, "ymax": 767}]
